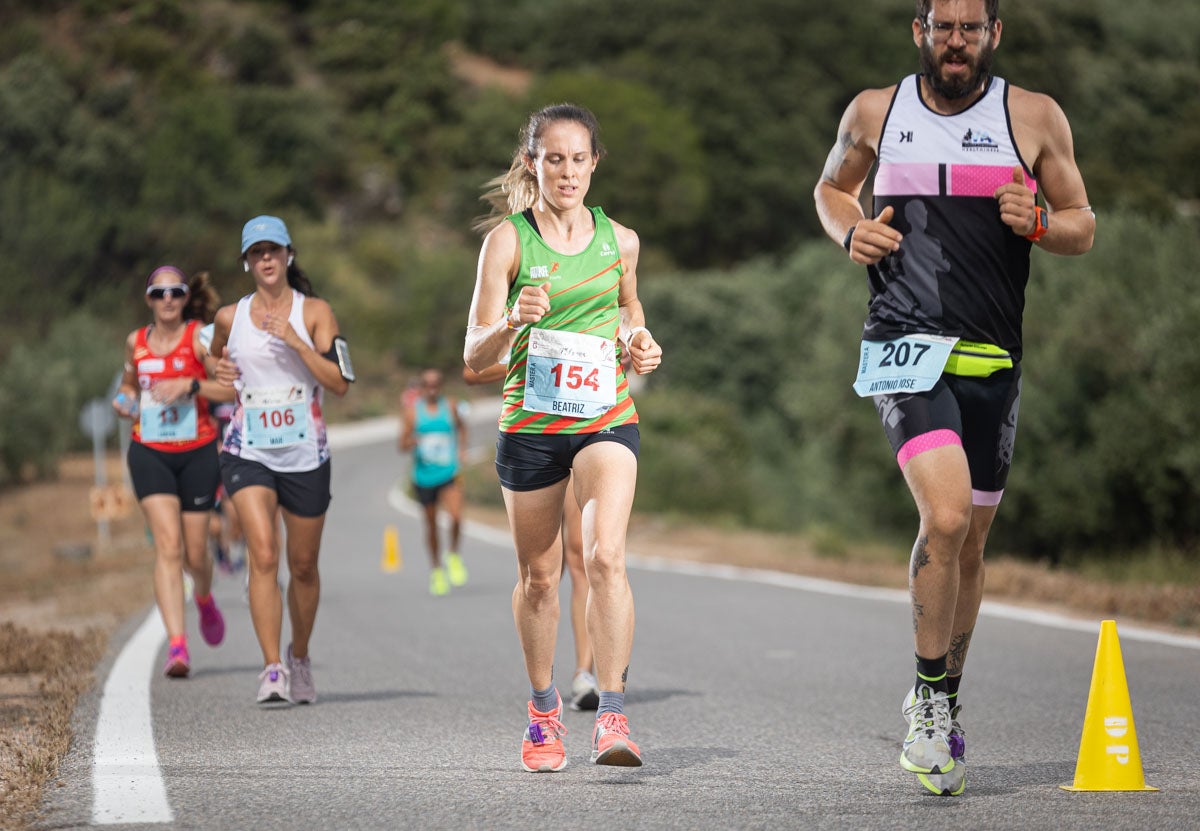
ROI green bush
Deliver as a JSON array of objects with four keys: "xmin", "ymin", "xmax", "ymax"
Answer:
[
  {"xmin": 0, "ymin": 312, "xmax": 123, "ymax": 484},
  {"xmin": 634, "ymin": 388, "xmax": 754, "ymax": 523},
  {"xmin": 639, "ymin": 243, "xmax": 914, "ymax": 536},
  {"xmin": 1002, "ymin": 212, "xmax": 1200, "ymax": 556},
  {"xmin": 639, "ymin": 211, "xmax": 1200, "ymax": 560}
]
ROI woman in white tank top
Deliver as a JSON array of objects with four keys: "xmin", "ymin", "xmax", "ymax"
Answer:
[{"xmin": 206, "ymin": 215, "xmax": 352, "ymax": 707}]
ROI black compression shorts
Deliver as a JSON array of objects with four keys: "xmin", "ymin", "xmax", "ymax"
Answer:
[
  {"xmin": 219, "ymin": 452, "xmax": 332, "ymax": 518},
  {"xmin": 874, "ymin": 365, "xmax": 1021, "ymax": 504},
  {"xmin": 494, "ymin": 423, "xmax": 640, "ymax": 492},
  {"xmin": 127, "ymin": 439, "xmax": 220, "ymax": 511}
]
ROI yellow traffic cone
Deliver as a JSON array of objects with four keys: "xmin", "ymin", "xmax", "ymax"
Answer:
[
  {"xmin": 381, "ymin": 525, "xmax": 402, "ymax": 573},
  {"xmin": 1060, "ymin": 620, "xmax": 1158, "ymax": 792}
]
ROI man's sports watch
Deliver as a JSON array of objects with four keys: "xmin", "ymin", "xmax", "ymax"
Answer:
[{"xmin": 1025, "ymin": 206, "xmax": 1049, "ymax": 242}]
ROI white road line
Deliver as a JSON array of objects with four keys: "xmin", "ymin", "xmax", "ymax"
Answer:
[
  {"xmin": 92, "ymin": 609, "xmax": 173, "ymax": 825},
  {"xmin": 628, "ymin": 555, "xmax": 1200, "ymax": 651},
  {"xmin": 389, "ymin": 456, "xmax": 1200, "ymax": 652}
]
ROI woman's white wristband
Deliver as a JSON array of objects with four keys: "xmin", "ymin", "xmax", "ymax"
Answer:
[{"xmin": 622, "ymin": 326, "xmax": 651, "ymax": 348}]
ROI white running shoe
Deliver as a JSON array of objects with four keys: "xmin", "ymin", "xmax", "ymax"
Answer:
[
  {"xmin": 900, "ymin": 684, "xmax": 954, "ymax": 775},
  {"xmin": 256, "ymin": 663, "xmax": 290, "ymax": 705},
  {"xmin": 286, "ymin": 644, "xmax": 316, "ymax": 704},
  {"xmin": 919, "ymin": 760, "xmax": 966, "ymax": 796},
  {"xmin": 569, "ymin": 670, "xmax": 600, "ymax": 711},
  {"xmin": 918, "ymin": 702, "xmax": 967, "ymax": 795}
]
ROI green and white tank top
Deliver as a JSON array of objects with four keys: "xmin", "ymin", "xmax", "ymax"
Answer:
[{"xmin": 499, "ymin": 206, "xmax": 638, "ymax": 435}]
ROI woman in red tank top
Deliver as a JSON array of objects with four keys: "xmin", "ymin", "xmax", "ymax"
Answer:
[{"xmin": 112, "ymin": 266, "xmax": 234, "ymax": 679}]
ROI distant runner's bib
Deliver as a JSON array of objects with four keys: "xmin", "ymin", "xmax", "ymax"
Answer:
[
  {"xmin": 242, "ymin": 385, "xmax": 308, "ymax": 448},
  {"xmin": 523, "ymin": 328, "xmax": 617, "ymax": 419},
  {"xmin": 852, "ymin": 334, "xmax": 958, "ymax": 397},
  {"xmin": 417, "ymin": 433, "xmax": 454, "ymax": 468},
  {"xmin": 138, "ymin": 392, "xmax": 198, "ymax": 442}
]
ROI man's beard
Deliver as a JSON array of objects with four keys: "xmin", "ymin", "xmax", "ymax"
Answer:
[{"xmin": 919, "ymin": 40, "xmax": 994, "ymax": 100}]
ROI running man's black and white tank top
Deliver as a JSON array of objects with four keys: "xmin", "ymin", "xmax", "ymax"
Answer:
[{"xmin": 868, "ymin": 74, "xmax": 1037, "ymax": 361}]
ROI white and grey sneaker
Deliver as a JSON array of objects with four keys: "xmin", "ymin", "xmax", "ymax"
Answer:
[
  {"xmin": 256, "ymin": 663, "xmax": 290, "ymax": 705},
  {"xmin": 569, "ymin": 670, "xmax": 600, "ymax": 711},
  {"xmin": 918, "ymin": 759, "xmax": 966, "ymax": 796},
  {"xmin": 287, "ymin": 643, "xmax": 317, "ymax": 704},
  {"xmin": 900, "ymin": 684, "xmax": 954, "ymax": 775},
  {"xmin": 948, "ymin": 704, "xmax": 966, "ymax": 761},
  {"xmin": 916, "ymin": 703, "xmax": 967, "ymax": 795}
]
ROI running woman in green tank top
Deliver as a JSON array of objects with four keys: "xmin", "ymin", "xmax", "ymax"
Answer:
[
  {"xmin": 499, "ymin": 205, "xmax": 638, "ymax": 435},
  {"xmin": 464, "ymin": 103, "xmax": 663, "ymax": 774}
]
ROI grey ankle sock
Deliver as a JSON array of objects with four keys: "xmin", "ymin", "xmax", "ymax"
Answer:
[
  {"xmin": 531, "ymin": 683, "xmax": 558, "ymax": 713},
  {"xmin": 597, "ymin": 691, "xmax": 625, "ymax": 717}
]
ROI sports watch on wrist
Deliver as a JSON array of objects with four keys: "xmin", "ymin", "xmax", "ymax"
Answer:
[{"xmin": 1024, "ymin": 206, "xmax": 1049, "ymax": 242}]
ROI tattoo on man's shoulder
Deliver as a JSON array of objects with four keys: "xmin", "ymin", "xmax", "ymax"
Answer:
[{"xmin": 821, "ymin": 130, "xmax": 856, "ymax": 181}]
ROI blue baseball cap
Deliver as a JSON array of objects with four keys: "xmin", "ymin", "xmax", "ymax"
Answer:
[{"xmin": 240, "ymin": 215, "xmax": 291, "ymax": 255}]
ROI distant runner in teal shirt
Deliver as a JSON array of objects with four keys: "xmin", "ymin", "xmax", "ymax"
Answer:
[{"xmin": 399, "ymin": 368, "xmax": 469, "ymax": 596}]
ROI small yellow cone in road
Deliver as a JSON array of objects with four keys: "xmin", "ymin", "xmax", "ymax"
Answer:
[
  {"xmin": 382, "ymin": 525, "xmax": 402, "ymax": 573},
  {"xmin": 1060, "ymin": 620, "xmax": 1158, "ymax": 792}
]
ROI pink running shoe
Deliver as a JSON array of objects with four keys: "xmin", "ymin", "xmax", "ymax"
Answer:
[
  {"xmin": 591, "ymin": 712, "xmax": 643, "ymax": 767},
  {"xmin": 196, "ymin": 594, "xmax": 225, "ymax": 647},
  {"xmin": 521, "ymin": 696, "xmax": 568, "ymax": 772},
  {"xmin": 163, "ymin": 644, "xmax": 190, "ymax": 678}
]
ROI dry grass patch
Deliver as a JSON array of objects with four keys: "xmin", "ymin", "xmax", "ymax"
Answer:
[{"xmin": 0, "ymin": 623, "xmax": 106, "ymax": 830}]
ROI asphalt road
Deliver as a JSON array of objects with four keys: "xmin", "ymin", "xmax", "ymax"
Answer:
[{"xmin": 37, "ymin": 416, "xmax": 1200, "ymax": 830}]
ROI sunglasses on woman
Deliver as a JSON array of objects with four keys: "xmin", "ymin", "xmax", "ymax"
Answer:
[{"xmin": 146, "ymin": 284, "xmax": 189, "ymax": 300}]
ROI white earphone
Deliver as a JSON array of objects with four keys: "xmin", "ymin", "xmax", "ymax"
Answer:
[
  {"xmin": 243, "ymin": 261, "xmax": 249, "ymax": 272},
  {"xmin": 287, "ymin": 254, "xmax": 294, "ymax": 267}
]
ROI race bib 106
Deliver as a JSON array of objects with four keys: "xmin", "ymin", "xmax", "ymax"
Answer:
[
  {"xmin": 523, "ymin": 328, "xmax": 617, "ymax": 419},
  {"xmin": 243, "ymin": 385, "xmax": 307, "ymax": 448}
]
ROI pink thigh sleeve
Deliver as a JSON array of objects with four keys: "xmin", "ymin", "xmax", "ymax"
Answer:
[{"xmin": 896, "ymin": 428, "xmax": 961, "ymax": 469}]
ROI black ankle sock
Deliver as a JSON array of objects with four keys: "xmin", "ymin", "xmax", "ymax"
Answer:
[
  {"xmin": 946, "ymin": 673, "xmax": 961, "ymax": 710},
  {"xmin": 915, "ymin": 653, "xmax": 949, "ymax": 695}
]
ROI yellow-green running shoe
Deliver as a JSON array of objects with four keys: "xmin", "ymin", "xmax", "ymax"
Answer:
[
  {"xmin": 429, "ymin": 567, "xmax": 450, "ymax": 596},
  {"xmin": 446, "ymin": 552, "xmax": 468, "ymax": 587}
]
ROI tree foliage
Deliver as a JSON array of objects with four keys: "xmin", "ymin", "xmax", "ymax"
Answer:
[
  {"xmin": 0, "ymin": 0, "xmax": 1197, "ymax": 564},
  {"xmin": 638, "ymin": 211, "xmax": 1200, "ymax": 557}
]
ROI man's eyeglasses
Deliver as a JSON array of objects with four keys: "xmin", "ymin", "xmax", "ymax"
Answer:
[
  {"xmin": 147, "ymin": 284, "xmax": 189, "ymax": 300},
  {"xmin": 924, "ymin": 18, "xmax": 993, "ymax": 42}
]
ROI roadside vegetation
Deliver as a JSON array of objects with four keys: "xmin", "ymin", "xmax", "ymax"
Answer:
[{"xmin": 2, "ymin": 0, "xmax": 1198, "ymax": 570}]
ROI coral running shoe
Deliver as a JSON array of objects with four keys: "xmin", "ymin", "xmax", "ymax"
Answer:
[
  {"xmin": 521, "ymin": 697, "xmax": 568, "ymax": 772},
  {"xmin": 445, "ymin": 552, "xmax": 468, "ymax": 587},
  {"xmin": 257, "ymin": 663, "xmax": 290, "ymax": 705},
  {"xmin": 163, "ymin": 644, "xmax": 190, "ymax": 678},
  {"xmin": 591, "ymin": 712, "xmax": 643, "ymax": 767},
  {"xmin": 286, "ymin": 643, "xmax": 316, "ymax": 704},
  {"xmin": 196, "ymin": 595, "xmax": 225, "ymax": 647}
]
